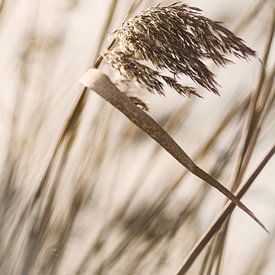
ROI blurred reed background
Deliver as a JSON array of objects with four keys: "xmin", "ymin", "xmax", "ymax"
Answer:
[{"xmin": 0, "ymin": 0, "xmax": 274, "ymax": 274}]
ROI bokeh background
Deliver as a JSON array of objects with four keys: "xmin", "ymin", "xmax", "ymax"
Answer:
[{"xmin": 0, "ymin": 0, "xmax": 274, "ymax": 274}]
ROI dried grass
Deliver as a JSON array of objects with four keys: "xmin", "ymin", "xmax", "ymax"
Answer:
[{"xmin": 0, "ymin": 1, "xmax": 274, "ymax": 275}]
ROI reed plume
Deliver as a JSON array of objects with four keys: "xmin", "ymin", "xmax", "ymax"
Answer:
[{"xmin": 104, "ymin": 2, "xmax": 256, "ymax": 96}]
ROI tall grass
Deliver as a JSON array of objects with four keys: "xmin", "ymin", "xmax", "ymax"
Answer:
[{"xmin": 0, "ymin": 0, "xmax": 274, "ymax": 274}]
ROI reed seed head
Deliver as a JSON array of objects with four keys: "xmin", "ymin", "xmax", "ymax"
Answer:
[{"xmin": 104, "ymin": 2, "xmax": 256, "ymax": 97}]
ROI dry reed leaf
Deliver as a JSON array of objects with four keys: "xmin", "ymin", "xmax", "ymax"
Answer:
[{"xmin": 80, "ymin": 68, "xmax": 267, "ymax": 232}]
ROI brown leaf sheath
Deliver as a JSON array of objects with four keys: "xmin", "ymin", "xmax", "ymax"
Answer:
[{"xmin": 82, "ymin": 69, "xmax": 267, "ymax": 232}]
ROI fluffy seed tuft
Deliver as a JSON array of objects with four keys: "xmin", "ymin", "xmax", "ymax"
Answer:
[{"xmin": 104, "ymin": 2, "xmax": 256, "ymax": 97}]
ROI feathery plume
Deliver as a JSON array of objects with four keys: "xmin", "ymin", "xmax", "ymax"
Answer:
[{"xmin": 104, "ymin": 2, "xmax": 256, "ymax": 96}]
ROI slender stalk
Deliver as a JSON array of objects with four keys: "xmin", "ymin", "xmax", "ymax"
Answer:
[
  {"xmin": 176, "ymin": 144, "xmax": 275, "ymax": 274},
  {"xmin": 205, "ymin": 13, "xmax": 275, "ymax": 274}
]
